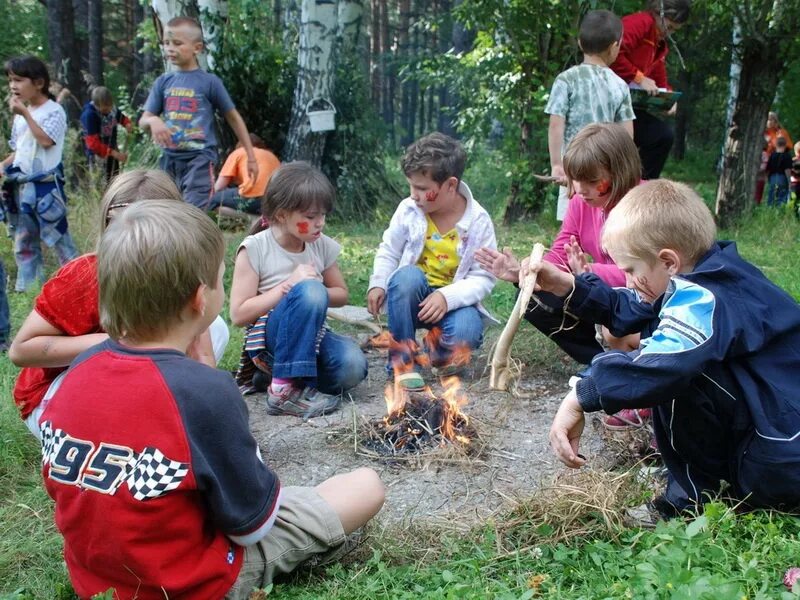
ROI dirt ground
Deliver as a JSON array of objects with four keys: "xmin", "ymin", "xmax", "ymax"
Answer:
[{"xmin": 245, "ymin": 339, "xmax": 609, "ymax": 528}]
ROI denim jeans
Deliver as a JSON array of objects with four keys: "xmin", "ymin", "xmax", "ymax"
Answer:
[
  {"xmin": 263, "ymin": 280, "xmax": 367, "ymax": 394},
  {"xmin": 766, "ymin": 173, "xmax": 789, "ymax": 206},
  {"xmin": 0, "ymin": 259, "xmax": 9, "ymax": 347},
  {"xmin": 386, "ymin": 265, "xmax": 484, "ymax": 371},
  {"xmin": 14, "ymin": 211, "xmax": 79, "ymax": 292}
]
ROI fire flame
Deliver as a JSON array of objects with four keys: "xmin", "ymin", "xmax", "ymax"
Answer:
[{"xmin": 383, "ymin": 334, "xmax": 471, "ymax": 444}]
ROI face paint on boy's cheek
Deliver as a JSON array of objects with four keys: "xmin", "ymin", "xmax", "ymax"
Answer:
[
  {"xmin": 297, "ymin": 221, "xmax": 310, "ymax": 234},
  {"xmin": 425, "ymin": 190, "xmax": 439, "ymax": 202}
]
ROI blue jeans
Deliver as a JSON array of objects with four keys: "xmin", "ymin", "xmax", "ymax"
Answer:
[
  {"xmin": 386, "ymin": 265, "xmax": 484, "ymax": 371},
  {"xmin": 0, "ymin": 259, "xmax": 9, "ymax": 347},
  {"xmin": 262, "ymin": 280, "xmax": 367, "ymax": 393},
  {"xmin": 766, "ymin": 173, "xmax": 789, "ymax": 206},
  {"xmin": 14, "ymin": 211, "xmax": 79, "ymax": 292}
]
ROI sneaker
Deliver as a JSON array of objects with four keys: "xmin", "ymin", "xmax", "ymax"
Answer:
[
  {"xmin": 394, "ymin": 371, "xmax": 426, "ymax": 391},
  {"xmin": 267, "ymin": 384, "xmax": 340, "ymax": 419},
  {"xmin": 603, "ymin": 408, "xmax": 652, "ymax": 430}
]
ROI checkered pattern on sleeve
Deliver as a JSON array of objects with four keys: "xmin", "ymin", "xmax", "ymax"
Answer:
[
  {"xmin": 125, "ymin": 447, "xmax": 190, "ymax": 501},
  {"xmin": 40, "ymin": 420, "xmax": 66, "ymax": 466}
]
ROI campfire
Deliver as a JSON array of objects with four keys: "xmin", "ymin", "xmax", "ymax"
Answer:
[{"xmin": 360, "ymin": 336, "xmax": 480, "ymax": 459}]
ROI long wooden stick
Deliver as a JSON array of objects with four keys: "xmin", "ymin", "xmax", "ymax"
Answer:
[{"xmin": 489, "ymin": 243, "xmax": 545, "ymax": 391}]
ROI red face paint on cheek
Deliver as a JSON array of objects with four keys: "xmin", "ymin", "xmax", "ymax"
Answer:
[
  {"xmin": 297, "ymin": 221, "xmax": 309, "ymax": 234},
  {"xmin": 425, "ymin": 190, "xmax": 438, "ymax": 202},
  {"xmin": 596, "ymin": 180, "xmax": 610, "ymax": 195}
]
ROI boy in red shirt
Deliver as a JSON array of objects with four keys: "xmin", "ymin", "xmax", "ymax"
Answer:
[{"xmin": 39, "ymin": 200, "xmax": 384, "ymax": 598}]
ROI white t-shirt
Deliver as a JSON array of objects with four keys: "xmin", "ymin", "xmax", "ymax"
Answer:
[
  {"xmin": 239, "ymin": 228, "xmax": 341, "ymax": 294},
  {"xmin": 9, "ymin": 99, "xmax": 67, "ymax": 174}
]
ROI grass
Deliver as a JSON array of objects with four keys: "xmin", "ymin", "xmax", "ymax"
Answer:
[{"xmin": 2, "ymin": 148, "xmax": 800, "ymax": 598}]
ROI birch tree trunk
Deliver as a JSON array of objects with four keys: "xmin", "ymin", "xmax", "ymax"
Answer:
[
  {"xmin": 284, "ymin": 0, "xmax": 339, "ymax": 165},
  {"xmin": 718, "ymin": 18, "xmax": 742, "ymax": 172},
  {"xmin": 150, "ymin": 0, "xmax": 227, "ymax": 71}
]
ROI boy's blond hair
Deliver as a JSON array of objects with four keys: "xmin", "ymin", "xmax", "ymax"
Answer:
[
  {"xmin": 563, "ymin": 123, "xmax": 641, "ymax": 207},
  {"xmin": 166, "ymin": 16, "xmax": 204, "ymax": 43},
  {"xmin": 98, "ymin": 200, "xmax": 224, "ymax": 342},
  {"xmin": 602, "ymin": 179, "xmax": 716, "ymax": 266},
  {"xmin": 90, "ymin": 86, "xmax": 113, "ymax": 107},
  {"xmin": 100, "ymin": 169, "xmax": 181, "ymax": 233}
]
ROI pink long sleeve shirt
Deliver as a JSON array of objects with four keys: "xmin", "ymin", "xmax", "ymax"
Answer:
[{"xmin": 543, "ymin": 193, "xmax": 626, "ymax": 287}]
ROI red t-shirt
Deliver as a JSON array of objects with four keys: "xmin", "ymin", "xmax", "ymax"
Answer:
[
  {"xmin": 41, "ymin": 340, "xmax": 280, "ymax": 598},
  {"xmin": 14, "ymin": 254, "xmax": 102, "ymax": 419}
]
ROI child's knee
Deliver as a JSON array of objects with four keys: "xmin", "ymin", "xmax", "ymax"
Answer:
[
  {"xmin": 387, "ymin": 265, "xmax": 426, "ymax": 293},
  {"xmin": 353, "ymin": 467, "xmax": 385, "ymax": 510},
  {"xmin": 288, "ymin": 279, "xmax": 328, "ymax": 309}
]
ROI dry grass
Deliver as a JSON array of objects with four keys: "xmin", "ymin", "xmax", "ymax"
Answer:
[{"xmin": 494, "ymin": 468, "xmax": 647, "ymax": 552}]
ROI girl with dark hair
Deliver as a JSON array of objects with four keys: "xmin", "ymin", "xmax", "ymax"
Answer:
[
  {"xmin": 229, "ymin": 162, "xmax": 367, "ymax": 418},
  {"xmin": 1, "ymin": 55, "xmax": 78, "ymax": 291}
]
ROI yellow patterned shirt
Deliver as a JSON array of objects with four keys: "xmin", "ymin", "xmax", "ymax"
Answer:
[{"xmin": 417, "ymin": 215, "xmax": 460, "ymax": 287}]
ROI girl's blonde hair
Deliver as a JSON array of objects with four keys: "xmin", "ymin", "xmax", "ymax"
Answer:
[
  {"xmin": 99, "ymin": 169, "xmax": 181, "ymax": 234},
  {"xmin": 563, "ymin": 123, "xmax": 641, "ymax": 208},
  {"xmin": 249, "ymin": 161, "xmax": 334, "ymax": 235},
  {"xmin": 602, "ymin": 179, "xmax": 716, "ymax": 266}
]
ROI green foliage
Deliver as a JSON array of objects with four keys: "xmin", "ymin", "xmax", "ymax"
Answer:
[
  {"xmin": 213, "ymin": 0, "xmax": 296, "ymax": 154},
  {"xmin": 322, "ymin": 52, "xmax": 403, "ymax": 220},
  {"xmin": 0, "ymin": 0, "xmax": 46, "ymax": 63}
]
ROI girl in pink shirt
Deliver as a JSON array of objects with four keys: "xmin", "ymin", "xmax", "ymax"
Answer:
[{"xmin": 476, "ymin": 123, "xmax": 641, "ymax": 364}]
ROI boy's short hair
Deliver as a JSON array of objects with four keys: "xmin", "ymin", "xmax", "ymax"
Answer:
[
  {"xmin": 647, "ymin": 0, "xmax": 691, "ymax": 24},
  {"xmin": 98, "ymin": 200, "xmax": 224, "ymax": 342},
  {"xmin": 166, "ymin": 16, "xmax": 204, "ymax": 42},
  {"xmin": 602, "ymin": 179, "xmax": 716, "ymax": 266},
  {"xmin": 401, "ymin": 132, "xmax": 466, "ymax": 183},
  {"xmin": 579, "ymin": 10, "xmax": 623, "ymax": 55},
  {"xmin": 91, "ymin": 86, "xmax": 113, "ymax": 107}
]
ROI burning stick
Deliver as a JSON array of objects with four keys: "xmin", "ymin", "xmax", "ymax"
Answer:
[{"xmin": 490, "ymin": 243, "xmax": 545, "ymax": 391}]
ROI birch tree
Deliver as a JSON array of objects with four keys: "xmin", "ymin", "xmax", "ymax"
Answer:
[{"xmin": 284, "ymin": 0, "xmax": 340, "ymax": 165}]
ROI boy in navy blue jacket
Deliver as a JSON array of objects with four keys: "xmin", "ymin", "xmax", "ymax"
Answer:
[{"xmin": 528, "ymin": 179, "xmax": 800, "ymax": 514}]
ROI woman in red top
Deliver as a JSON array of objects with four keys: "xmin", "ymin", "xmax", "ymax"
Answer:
[{"xmin": 611, "ymin": 0, "xmax": 691, "ymax": 179}]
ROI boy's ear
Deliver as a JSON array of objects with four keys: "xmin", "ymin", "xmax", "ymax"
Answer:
[
  {"xmin": 657, "ymin": 249, "xmax": 682, "ymax": 275},
  {"xmin": 188, "ymin": 283, "xmax": 208, "ymax": 317}
]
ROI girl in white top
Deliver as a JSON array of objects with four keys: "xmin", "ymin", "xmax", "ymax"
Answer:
[
  {"xmin": 1, "ymin": 56, "xmax": 78, "ymax": 291},
  {"xmin": 229, "ymin": 162, "xmax": 367, "ymax": 419}
]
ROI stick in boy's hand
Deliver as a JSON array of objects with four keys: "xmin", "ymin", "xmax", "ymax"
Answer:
[
  {"xmin": 518, "ymin": 243, "xmax": 545, "ymax": 319},
  {"xmin": 549, "ymin": 389, "xmax": 587, "ymax": 469},
  {"xmin": 521, "ymin": 256, "xmax": 575, "ymax": 298},
  {"xmin": 367, "ymin": 287, "xmax": 386, "ymax": 317}
]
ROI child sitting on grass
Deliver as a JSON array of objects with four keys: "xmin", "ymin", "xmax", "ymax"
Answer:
[
  {"xmin": 8, "ymin": 169, "xmax": 229, "ymax": 439},
  {"xmin": 39, "ymin": 199, "xmax": 385, "ymax": 599},
  {"xmin": 367, "ymin": 132, "xmax": 497, "ymax": 389},
  {"xmin": 529, "ymin": 179, "xmax": 800, "ymax": 515},
  {"xmin": 229, "ymin": 162, "xmax": 367, "ymax": 418}
]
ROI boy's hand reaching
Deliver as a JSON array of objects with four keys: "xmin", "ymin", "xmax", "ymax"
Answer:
[
  {"xmin": 285, "ymin": 263, "xmax": 318, "ymax": 288},
  {"xmin": 418, "ymin": 291, "xmax": 447, "ymax": 324},
  {"xmin": 564, "ymin": 236, "xmax": 590, "ymax": 275},
  {"xmin": 522, "ymin": 257, "xmax": 575, "ymax": 297},
  {"xmin": 475, "ymin": 246, "xmax": 520, "ymax": 283},
  {"xmin": 549, "ymin": 389, "xmax": 587, "ymax": 469},
  {"xmin": 367, "ymin": 287, "xmax": 385, "ymax": 317}
]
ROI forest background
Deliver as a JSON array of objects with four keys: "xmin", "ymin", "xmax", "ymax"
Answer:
[{"xmin": 1, "ymin": 0, "xmax": 800, "ymax": 598}]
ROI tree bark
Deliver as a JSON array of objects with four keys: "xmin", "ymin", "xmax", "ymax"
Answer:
[
  {"xmin": 380, "ymin": 0, "xmax": 394, "ymax": 139},
  {"xmin": 715, "ymin": 41, "xmax": 778, "ymax": 227},
  {"xmin": 369, "ymin": 0, "xmax": 382, "ymax": 106},
  {"xmin": 47, "ymin": 0, "xmax": 64, "ymax": 81},
  {"xmin": 88, "ymin": 0, "xmax": 103, "ymax": 86},
  {"xmin": 398, "ymin": 0, "xmax": 411, "ymax": 145},
  {"xmin": 284, "ymin": 0, "xmax": 339, "ymax": 165},
  {"xmin": 197, "ymin": 0, "xmax": 229, "ymax": 71}
]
